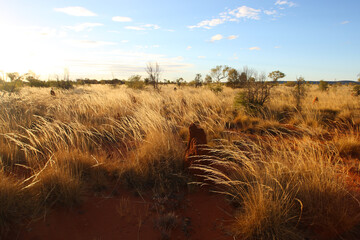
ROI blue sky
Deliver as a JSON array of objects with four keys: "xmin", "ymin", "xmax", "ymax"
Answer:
[{"xmin": 0, "ymin": 0, "xmax": 359, "ymax": 81}]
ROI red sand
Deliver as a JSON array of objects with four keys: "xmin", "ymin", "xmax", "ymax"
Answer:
[{"xmin": 9, "ymin": 188, "xmax": 234, "ymax": 240}]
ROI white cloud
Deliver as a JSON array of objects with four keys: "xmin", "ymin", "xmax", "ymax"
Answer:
[
  {"xmin": 198, "ymin": 56, "xmax": 206, "ymax": 59},
  {"xmin": 228, "ymin": 6, "xmax": 261, "ymax": 20},
  {"xmin": 187, "ymin": 46, "xmax": 192, "ymax": 50},
  {"xmin": 249, "ymin": 47, "xmax": 261, "ymax": 50},
  {"xmin": 143, "ymin": 24, "xmax": 160, "ymax": 29},
  {"xmin": 274, "ymin": 46, "xmax": 281, "ymax": 48},
  {"xmin": 188, "ymin": 18, "xmax": 226, "ymax": 29},
  {"xmin": 275, "ymin": 0, "xmax": 296, "ymax": 7},
  {"xmin": 65, "ymin": 23, "xmax": 103, "ymax": 32},
  {"xmin": 264, "ymin": 10, "xmax": 277, "ymax": 15},
  {"xmin": 54, "ymin": 6, "xmax": 97, "ymax": 16},
  {"xmin": 121, "ymin": 40, "xmax": 129, "ymax": 43},
  {"xmin": 112, "ymin": 16, "xmax": 132, "ymax": 22},
  {"xmin": 341, "ymin": 21, "xmax": 350, "ymax": 24},
  {"xmin": 227, "ymin": 35, "xmax": 238, "ymax": 40},
  {"xmin": 188, "ymin": 5, "xmax": 260, "ymax": 29},
  {"xmin": 211, "ymin": 34, "xmax": 223, "ymax": 42},
  {"xmin": 125, "ymin": 24, "xmax": 160, "ymax": 31}
]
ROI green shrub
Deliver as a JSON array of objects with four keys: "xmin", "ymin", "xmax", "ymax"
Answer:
[
  {"xmin": 27, "ymin": 78, "xmax": 50, "ymax": 88},
  {"xmin": 318, "ymin": 80, "xmax": 329, "ymax": 92},
  {"xmin": 208, "ymin": 83, "xmax": 223, "ymax": 94},
  {"xmin": 0, "ymin": 81, "xmax": 23, "ymax": 95},
  {"xmin": 353, "ymin": 85, "xmax": 360, "ymax": 96},
  {"xmin": 234, "ymin": 74, "xmax": 272, "ymax": 113},
  {"xmin": 126, "ymin": 75, "xmax": 145, "ymax": 90}
]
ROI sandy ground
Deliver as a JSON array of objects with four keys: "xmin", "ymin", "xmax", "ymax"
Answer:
[{"xmin": 8, "ymin": 187, "xmax": 234, "ymax": 240}]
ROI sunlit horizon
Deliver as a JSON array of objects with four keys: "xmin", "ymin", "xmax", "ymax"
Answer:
[{"xmin": 1, "ymin": 0, "xmax": 359, "ymax": 81}]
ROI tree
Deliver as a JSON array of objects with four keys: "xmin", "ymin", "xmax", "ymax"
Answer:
[
  {"xmin": 292, "ymin": 77, "xmax": 307, "ymax": 109},
  {"xmin": 210, "ymin": 65, "xmax": 230, "ymax": 82},
  {"xmin": 146, "ymin": 62, "xmax": 161, "ymax": 89},
  {"xmin": 176, "ymin": 77, "xmax": 184, "ymax": 87},
  {"xmin": 2, "ymin": 72, "xmax": 24, "ymax": 96},
  {"xmin": 204, "ymin": 75, "xmax": 212, "ymax": 84},
  {"xmin": 126, "ymin": 75, "xmax": 144, "ymax": 89},
  {"xmin": 7, "ymin": 72, "xmax": 20, "ymax": 82},
  {"xmin": 357, "ymin": 73, "xmax": 360, "ymax": 82},
  {"xmin": 234, "ymin": 69, "xmax": 273, "ymax": 112},
  {"xmin": 227, "ymin": 68, "xmax": 240, "ymax": 88},
  {"xmin": 268, "ymin": 70, "xmax": 285, "ymax": 82},
  {"xmin": 318, "ymin": 80, "xmax": 329, "ymax": 92},
  {"xmin": 194, "ymin": 73, "xmax": 203, "ymax": 88}
]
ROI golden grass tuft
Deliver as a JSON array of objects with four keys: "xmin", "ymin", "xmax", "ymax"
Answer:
[
  {"xmin": 28, "ymin": 163, "xmax": 83, "ymax": 207},
  {"xmin": 192, "ymin": 134, "xmax": 360, "ymax": 239},
  {"xmin": 119, "ymin": 128, "xmax": 188, "ymax": 194},
  {"xmin": 0, "ymin": 171, "xmax": 25, "ymax": 235}
]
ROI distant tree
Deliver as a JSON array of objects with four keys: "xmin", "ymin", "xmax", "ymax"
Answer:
[
  {"xmin": 176, "ymin": 77, "xmax": 184, "ymax": 87},
  {"xmin": 194, "ymin": 73, "xmax": 203, "ymax": 87},
  {"xmin": 146, "ymin": 62, "xmax": 161, "ymax": 89},
  {"xmin": 126, "ymin": 75, "xmax": 145, "ymax": 90},
  {"xmin": 227, "ymin": 68, "xmax": 240, "ymax": 88},
  {"xmin": 210, "ymin": 65, "xmax": 230, "ymax": 82},
  {"xmin": 204, "ymin": 74, "xmax": 212, "ymax": 84},
  {"xmin": 268, "ymin": 70, "xmax": 285, "ymax": 82},
  {"xmin": 318, "ymin": 80, "xmax": 329, "ymax": 92},
  {"xmin": 7, "ymin": 72, "xmax": 20, "ymax": 82},
  {"xmin": 291, "ymin": 77, "xmax": 307, "ymax": 109},
  {"xmin": 357, "ymin": 73, "xmax": 360, "ymax": 82},
  {"xmin": 2, "ymin": 72, "xmax": 24, "ymax": 96},
  {"xmin": 234, "ymin": 70, "xmax": 273, "ymax": 112}
]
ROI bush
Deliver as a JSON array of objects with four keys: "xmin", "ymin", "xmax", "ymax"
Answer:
[
  {"xmin": 234, "ymin": 72, "xmax": 273, "ymax": 113},
  {"xmin": 318, "ymin": 80, "xmax": 329, "ymax": 92},
  {"xmin": 291, "ymin": 77, "xmax": 307, "ymax": 109},
  {"xmin": 27, "ymin": 78, "xmax": 50, "ymax": 88},
  {"xmin": 208, "ymin": 83, "xmax": 223, "ymax": 94},
  {"xmin": 126, "ymin": 75, "xmax": 145, "ymax": 90},
  {"xmin": 0, "ymin": 81, "xmax": 23, "ymax": 95},
  {"xmin": 353, "ymin": 85, "xmax": 360, "ymax": 96},
  {"xmin": 56, "ymin": 80, "xmax": 74, "ymax": 90}
]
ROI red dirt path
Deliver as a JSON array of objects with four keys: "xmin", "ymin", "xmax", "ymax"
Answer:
[{"xmin": 9, "ymin": 188, "xmax": 234, "ymax": 240}]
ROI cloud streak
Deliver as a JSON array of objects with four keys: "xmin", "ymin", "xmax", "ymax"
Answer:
[
  {"xmin": 209, "ymin": 34, "xmax": 238, "ymax": 42},
  {"xmin": 275, "ymin": 0, "xmax": 296, "ymax": 7},
  {"xmin": 54, "ymin": 6, "xmax": 97, "ymax": 16},
  {"xmin": 125, "ymin": 24, "xmax": 160, "ymax": 31},
  {"xmin": 211, "ymin": 34, "xmax": 223, "ymax": 42},
  {"xmin": 188, "ymin": 6, "xmax": 261, "ymax": 29}
]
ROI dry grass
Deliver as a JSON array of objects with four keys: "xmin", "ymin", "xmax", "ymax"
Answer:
[
  {"xmin": 0, "ymin": 83, "xmax": 360, "ymax": 238},
  {"xmin": 192, "ymin": 135, "xmax": 360, "ymax": 239}
]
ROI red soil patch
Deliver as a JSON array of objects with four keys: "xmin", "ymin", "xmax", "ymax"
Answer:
[{"xmin": 9, "ymin": 188, "xmax": 233, "ymax": 240}]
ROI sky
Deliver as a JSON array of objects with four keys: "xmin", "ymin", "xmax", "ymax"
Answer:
[{"xmin": 0, "ymin": 0, "xmax": 359, "ymax": 81}]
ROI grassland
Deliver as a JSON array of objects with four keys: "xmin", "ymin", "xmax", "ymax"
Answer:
[{"xmin": 1, "ymin": 83, "xmax": 360, "ymax": 239}]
